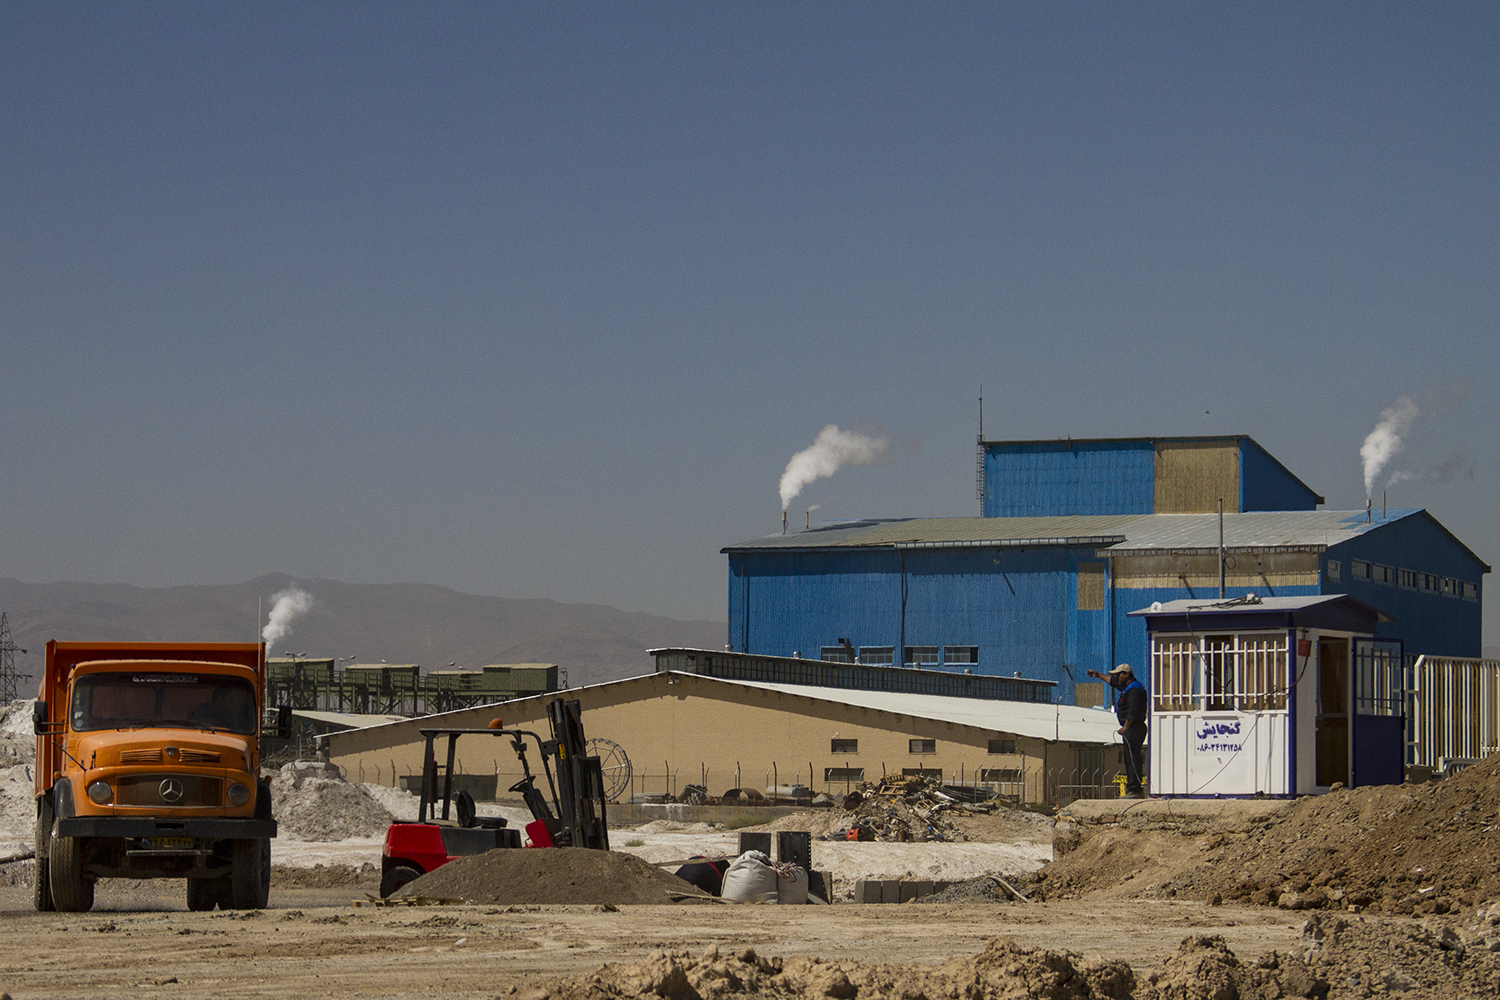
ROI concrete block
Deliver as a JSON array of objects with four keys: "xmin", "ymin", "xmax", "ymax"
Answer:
[
  {"xmin": 880, "ymin": 880, "xmax": 901, "ymax": 904},
  {"xmin": 913, "ymin": 880, "xmax": 934, "ymax": 900},
  {"xmin": 899, "ymin": 882, "xmax": 920, "ymax": 903}
]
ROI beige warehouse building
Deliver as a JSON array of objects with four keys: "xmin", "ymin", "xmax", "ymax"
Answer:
[{"xmin": 323, "ymin": 664, "xmax": 1124, "ymax": 805}]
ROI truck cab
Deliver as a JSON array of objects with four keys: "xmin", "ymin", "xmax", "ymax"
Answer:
[{"xmin": 34, "ymin": 641, "xmax": 283, "ymax": 913}]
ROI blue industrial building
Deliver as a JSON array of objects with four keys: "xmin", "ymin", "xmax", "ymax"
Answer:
[{"xmin": 725, "ymin": 436, "xmax": 1488, "ymax": 706}]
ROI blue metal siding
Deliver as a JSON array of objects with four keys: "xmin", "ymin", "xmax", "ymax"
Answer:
[
  {"xmin": 1324, "ymin": 515, "xmax": 1485, "ymax": 657},
  {"xmin": 730, "ymin": 546, "xmax": 1115, "ymax": 703},
  {"xmin": 983, "ymin": 441, "xmax": 1156, "ymax": 517},
  {"xmin": 1239, "ymin": 439, "xmax": 1320, "ymax": 512}
]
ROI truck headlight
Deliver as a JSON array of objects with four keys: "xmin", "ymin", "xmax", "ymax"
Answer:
[
  {"xmin": 227, "ymin": 782, "xmax": 250, "ymax": 806},
  {"xmin": 87, "ymin": 780, "xmax": 113, "ymax": 805}
]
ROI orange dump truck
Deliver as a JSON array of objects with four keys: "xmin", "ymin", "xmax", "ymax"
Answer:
[{"xmin": 32, "ymin": 641, "xmax": 288, "ymax": 912}]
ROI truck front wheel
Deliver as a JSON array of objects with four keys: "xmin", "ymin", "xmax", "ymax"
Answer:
[
  {"xmin": 33, "ymin": 797, "xmax": 54, "ymax": 912},
  {"xmin": 49, "ymin": 822, "xmax": 94, "ymax": 913},
  {"xmin": 186, "ymin": 876, "xmax": 230, "ymax": 911},
  {"xmin": 229, "ymin": 838, "xmax": 270, "ymax": 909}
]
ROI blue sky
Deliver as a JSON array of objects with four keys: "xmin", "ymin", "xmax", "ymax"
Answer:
[{"xmin": 3, "ymin": 4, "xmax": 1497, "ymax": 638}]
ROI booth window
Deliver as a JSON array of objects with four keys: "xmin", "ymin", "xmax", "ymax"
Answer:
[{"xmin": 1150, "ymin": 632, "xmax": 1288, "ymax": 712}]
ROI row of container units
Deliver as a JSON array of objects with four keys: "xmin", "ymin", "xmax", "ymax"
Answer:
[{"xmin": 266, "ymin": 658, "xmax": 559, "ymax": 716}]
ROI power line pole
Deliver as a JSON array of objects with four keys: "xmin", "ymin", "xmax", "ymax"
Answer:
[{"xmin": 0, "ymin": 613, "xmax": 24, "ymax": 702}]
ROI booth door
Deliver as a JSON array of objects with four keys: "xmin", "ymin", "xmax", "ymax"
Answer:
[{"xmin": 1351, "ymin": 639, "xmax": 1406, "ymax": 788}]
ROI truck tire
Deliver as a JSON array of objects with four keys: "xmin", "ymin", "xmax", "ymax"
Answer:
[
  {"xmin": 229, "ymin": 837, "xmax": 270, "ymax": 909},
  {"xmin": 49, "ymin": 821, "xmax": 94, "ymax": 913},
  {"xmin": 380, "ymin": 864, "xmax": 422, "ymax": 899},
  {"xmin": 33, "ymin": 796, "xmax": 54, "ymax": 912},
  {"xmin": 186, "ymin": 876, "xmax": 228, "ymax": 912}
]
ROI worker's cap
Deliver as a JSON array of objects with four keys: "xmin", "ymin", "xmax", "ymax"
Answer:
[{"xmin": 1107, "ymin": 663, "xmax": 1134, "ymax": 676}]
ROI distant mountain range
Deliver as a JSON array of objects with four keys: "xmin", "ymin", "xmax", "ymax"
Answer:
[{"xmin": 0, "ymin": 575, "xmax": 726, "ymax": 691}]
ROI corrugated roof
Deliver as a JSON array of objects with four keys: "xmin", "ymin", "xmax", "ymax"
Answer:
[
  {"xmin": 1127, "ymin": 595, "xmax": 1354, "ymax": 616},
  {"xmin": 320, "ymin": 671, "xmax": 1121, "ymax": 746},
  {"xmin": 1097, "ymin": 509, "xmax": 1421, "ymax": 556},
  {"xmin": 704, "ymin": 676, "xmax": 1121, "ymax": 744},
  {"xmin": 723, "ymin": 509, "xmax": 1464, "ymax": 560},
  {"xmin": 724, "ymin": 515, "xmax": 1140, "ymax": 552}
]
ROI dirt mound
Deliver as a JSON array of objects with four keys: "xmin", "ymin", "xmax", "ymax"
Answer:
[
  {"xmin": 396, "ymin": 848, "xmax": 714, "ymax": 905},
  {"xmin": 541, "ymin": 937, "xmax": 1136, "ymax": 1000},
  {"xmin": 1042, "ymin": 755, "xmax": 1500, "ymax": 917},
  {"xmin": 0, "ymin": 700, "xmax": 34, "ymax": 768},
  {"xmin": 269, "ymin": 769, "xmax": 393, "ymax": 841}
]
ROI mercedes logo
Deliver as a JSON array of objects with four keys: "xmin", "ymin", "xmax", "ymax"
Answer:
[{"xmin": 159, "ymin": 778, "xmax": 185, "ymax": 803}]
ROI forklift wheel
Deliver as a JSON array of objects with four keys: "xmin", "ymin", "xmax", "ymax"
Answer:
[
  {"xmin": 380, "ymin": 864, "xmax": 422, "ymax": 899},
  {"xmin": 455, "ymin": 789, "xmax": 477, "ymax": 828}
]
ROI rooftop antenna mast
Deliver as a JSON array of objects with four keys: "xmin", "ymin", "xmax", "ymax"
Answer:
[
  {"xmin": 0, "ymin": 612, "xmax": 25, "ymax": 702},
  {"xmin": 975, "ymin": 385, "xmax": 985, "ymax": 512}
]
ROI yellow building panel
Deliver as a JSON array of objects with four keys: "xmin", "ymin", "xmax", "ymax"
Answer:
[
  {"xmin": 1113, "ymin": 552, "xmax": 1319, "ymax": 590},
  {"xmin": 1154, "ymin": 440, "xmax": 1240, "ymax": 513}
]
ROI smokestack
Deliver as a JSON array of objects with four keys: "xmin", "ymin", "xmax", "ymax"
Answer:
[
  {"xmin": 805, "ymin": 510, "xmax": 810, "ymax": 530},
  {"xmin": 782, "ymin": 510, "xmax": 788, "ymax": 534},
  {"xmin": 1367, "ymin": 499, "xmax": 1372, "ymax": 523},
  {"xmin": 1383, "ymin": 490, "xmax": 1387, "ymax": 520}
]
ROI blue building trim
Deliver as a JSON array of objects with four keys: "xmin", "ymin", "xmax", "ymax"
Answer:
[
  {"xmin": 983, "ymin": 440, "xmax": 1155, "ymax": 517},
  {"xmin": 1240, "ymin": 438, "xmax": 1322, "ymax": 511}
]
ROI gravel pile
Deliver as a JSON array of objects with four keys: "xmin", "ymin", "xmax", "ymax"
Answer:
[
  {"xmin": 269, "ymin": 768, "xmax": 393, "ymax": 841},
  {"xmin": 397, "ymin": 847, "xmax": 714, "ymax": 905}
]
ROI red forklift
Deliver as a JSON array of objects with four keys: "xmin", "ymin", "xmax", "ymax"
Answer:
[{"xmin": 379, "ymin": 698, "xmax": 611, "ymax": 897}]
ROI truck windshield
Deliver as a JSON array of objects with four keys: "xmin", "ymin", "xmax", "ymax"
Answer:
[{"xmin": 70, "ymin": 672, "xmax": 258, "ymax": 734}]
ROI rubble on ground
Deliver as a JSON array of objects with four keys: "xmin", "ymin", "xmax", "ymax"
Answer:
[{"xmin": 824, "ymin": 774, "xmax": 997, "ymax": 843}]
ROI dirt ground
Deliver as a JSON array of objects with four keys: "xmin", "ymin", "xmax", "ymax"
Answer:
[{"xmin": 7, "ymin": 704, "xmax": 1500, "ymax": 998}]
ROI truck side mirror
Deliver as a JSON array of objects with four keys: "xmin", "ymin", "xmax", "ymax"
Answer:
[
  {"xmin": 276, "ymin": 705, "xmax": 292, "ymax": 740},
  {"xmin": 32, "ymin": 700, "xmax": 47, "ymax": 735}
]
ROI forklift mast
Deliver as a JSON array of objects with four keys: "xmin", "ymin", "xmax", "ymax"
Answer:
[{"xmin": 546, "ymin": 699, "xmax": 610, "ymax": 851}]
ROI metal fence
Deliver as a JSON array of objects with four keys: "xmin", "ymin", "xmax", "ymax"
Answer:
[{"xmin": 1407, "ymin": 655, "xmax": 1500, "ymax": 771}]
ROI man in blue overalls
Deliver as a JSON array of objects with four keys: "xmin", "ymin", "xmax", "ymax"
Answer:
[{"xmin": 1088, "ymin": 663, "xmax": 1148, "ymax": 799}]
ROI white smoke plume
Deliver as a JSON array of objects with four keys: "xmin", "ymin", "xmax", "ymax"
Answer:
[
  {"xmin": 779, "ymin": 425, "xmax": 892, "ymax": 510},
  {"xmin": 262, "ymin": 587, "xmax": 313, "ymax": 652},
  {"xmin": 1360, "ymin": 396, "xmax": 1418, "ymax": 497}
]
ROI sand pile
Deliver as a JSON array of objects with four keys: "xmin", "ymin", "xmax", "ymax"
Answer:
[
  {"xmin": 0, "ymin": 700, "xmax": 34, "ymax": 767},
  {"xmin": 541, "ymin": 937, "xmax": 1137, "ymax": 1000},
  {"xmin": 397, "ymin": 847, "xmax": 713, "ymax": 905},
  {"xmin": 0, "ymin": 763, "xmax": 36, "ymax": 843},
  {"xmin": 269, "ymin": 768, "xmax": 393, "ymax": 841},
  {"xmin": 538, "ymin": 919, "xmax": 1500, "ymax": 1000}
]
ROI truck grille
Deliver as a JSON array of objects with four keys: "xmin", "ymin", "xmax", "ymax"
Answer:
[
  {"xmin": 119, "ymin": 749, "xmax": 163, "ymax": 764},
  {"xmin": 179, "ymin": 749, "xmax": 221, "ymax": 763},
  {"xmin": 115, "ymin": 775, "xmax": 223, "ymax": 807}
]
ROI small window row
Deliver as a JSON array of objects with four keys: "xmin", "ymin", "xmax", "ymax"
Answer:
[
  {"xmin": 820, "ymin": 644, "xmax": 979, "ymax": 666},
  {"xmin": 1335, "ymin": 560, "xmax": 1478, "ymax": 600},
  {"xmin": 829, "ymin": 736, "xmax": 1018, "ymax": 755}
]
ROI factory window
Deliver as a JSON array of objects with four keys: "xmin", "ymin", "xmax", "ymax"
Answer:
[
  {"xmin": 1350, "ymin": 560, "xmax": 1371, "ymax": 580},
  {"xmin": 944, "ymin": 645, "xmax": 979, "ymax": 665},
  {"xmin": 824, "ymin": 767, "xmax": 864, "ymax": 783},
  {"xmin": 988, "ymin": 738, "xmax": 1016, "ymax": 755},
  {"xmin": 902, "ymin": 767, "xmax": 942, "ymax": 780},
  {"xmin": 820, "ymin": 646, "xmax": 854, "ymax": 664},
  {"xmin": 1463, "ymin": 581, "xmax": 1479, "ymax": 601},
  {"xmin": 905, "ymin": 646, "xmax": 939, "ymax": 667},
  {"xmin": 859, "ymin": 647, "xmax": 893, "ymax": 665},
  {"xmin": 1397, "ymin": 568, "xmax": 1418, "ymax": 590},
  {"xmin": 1326, "ymin": 560, "xmax": 1341, "ymax": 582},
  {"xmin": 979, "ymin": 768, "xmax": 1023, "ymax": 784},
  {"xmin": 830, "ymin": 738, "xmax": 858, "ymax": 754},
  {"xmin": 1421, "ymin": 572, "xmax": 1440, "ymax": 593},
  {"xmin": 1442, "ymin": 577, "xmax": 1461, "ymax": 599},
  {"xmin": 908, "ymin": 738, "xmax": 936, "ymax": 754},
  {"xmin": 1372, "ymin": 564, "xmax": 1392, "ymax": 585}
]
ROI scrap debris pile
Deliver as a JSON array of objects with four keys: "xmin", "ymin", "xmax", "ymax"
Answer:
[{"xmin": 825, "ymin": 774, "xmax": 996, "ymax": 843}]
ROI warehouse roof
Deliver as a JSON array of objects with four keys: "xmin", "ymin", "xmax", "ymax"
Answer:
[
  {"xmin": 723, "ymin": 508, "xmax": 1487, "ymax": 570},
  {"xmin": 321, "ymin": 671, "xmax": 1122, "ymax": 750},
  {"xmin": 696, "ymin": 675, "xmax": 1121, "ymax": 744}
]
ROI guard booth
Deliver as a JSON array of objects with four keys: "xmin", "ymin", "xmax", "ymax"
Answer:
[{"xmin": 1130, "ymin": 595, "xmax": 1402, "ymax": 797}]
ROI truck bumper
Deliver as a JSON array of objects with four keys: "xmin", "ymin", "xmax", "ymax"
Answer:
[{"xmin": 56, "ymin": 817, "xmax": 278, "ymax": 839}]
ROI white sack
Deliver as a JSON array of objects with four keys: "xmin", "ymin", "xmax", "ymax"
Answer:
[{"xmin": 720, "ymin": 850, "xmax": 779, "ymax": 904}]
